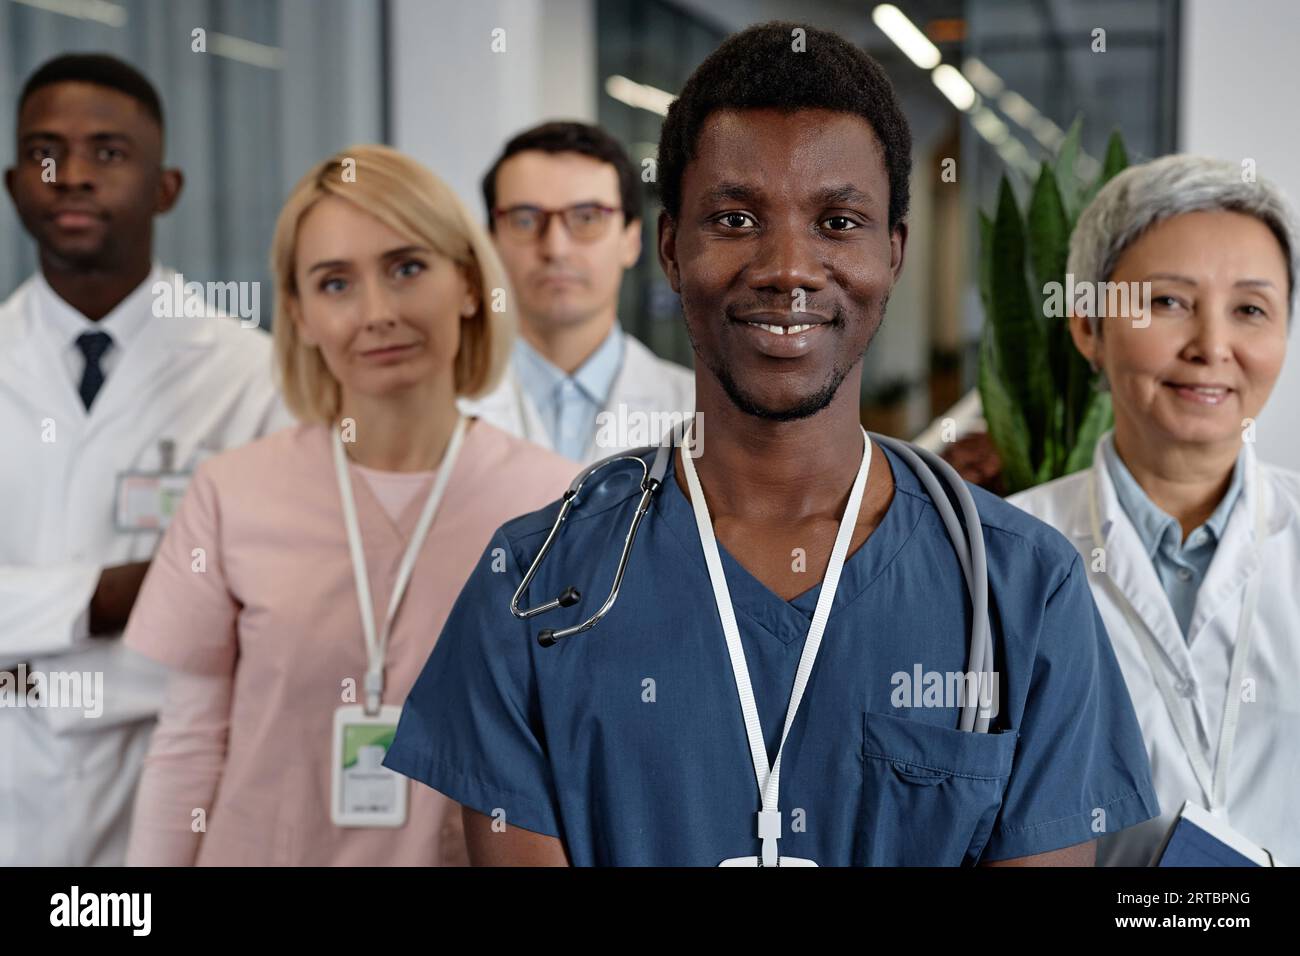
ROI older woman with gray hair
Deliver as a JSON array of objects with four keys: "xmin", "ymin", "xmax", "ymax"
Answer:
[{"xmin": 1011, "ymin": 154, "xmax": 1300, "ymax": 867}]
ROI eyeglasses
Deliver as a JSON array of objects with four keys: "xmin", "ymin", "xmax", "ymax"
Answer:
[{"xmin": 493, "ymin": 203, "xmax": 623, "ymax": 243}]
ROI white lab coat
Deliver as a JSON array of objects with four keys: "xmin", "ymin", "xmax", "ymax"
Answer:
[
  {"xmin": 0, "ymin": 266, "xmax": 292, "ymax": 865},
  {"xmin": 459, "ymin": 332, "xmax": 695, "ymax": 465},
  {"xmin": 1009, "ymin": 434, "xmax": 1300, "ymax": 866}
]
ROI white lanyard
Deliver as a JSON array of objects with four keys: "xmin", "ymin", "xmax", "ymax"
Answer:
[
  {"xmin": 1087, "ymin": 463, "xmax": 1265, "ymax": 815},
  {"xmin": 680, "ymin": 425, "xmax": 871, "ymax": 866},
  {"xmin": 332, "ymin": 414, "xmax": 468, "ymax": 716}
]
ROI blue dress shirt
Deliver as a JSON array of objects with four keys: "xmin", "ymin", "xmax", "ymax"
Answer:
[
  {"xmin": 1101, "ymin": 433, "xmax": 1245, "ymax": 640},
  {"xmin": 513, "ymin": 324, "xmax": 625, "ymax": 461}
]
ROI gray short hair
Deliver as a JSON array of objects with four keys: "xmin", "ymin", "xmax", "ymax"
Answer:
[{"xmin": 1068, "ymin": 154, "xmax": 1298, "ymax": 336}]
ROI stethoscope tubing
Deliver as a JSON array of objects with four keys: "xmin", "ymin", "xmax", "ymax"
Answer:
[{"xmin": 511, "ymin": 422, "xmax": 994, "ymax": 733}]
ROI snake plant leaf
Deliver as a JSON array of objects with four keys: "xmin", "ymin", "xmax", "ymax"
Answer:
[
  {"xmin": 989, "ymin": 176, "xmax": 1052, "ymax": 463},
  {"xmin": 1027, "ymin": 165, "xmax": 1072, "ymax": 445},
  {"xmin": 1028, "ymin": 165, "xmax": 1069, "ymax": 295},
  {"xmin": 1064, "ymin": 337, "xmax": 1094, "ymax": 445},
  {"xmin": 978, "ymin": 321, "xmax": 1034, "ymax": 492},
  {"xmin": 1054, "ymin": 116, "xmax": 1085, "ymax": 223},
  {"xmin": 1081, "ymin": 130, "xmax": 1131, "ymax": 209},
  {"xmin": 1064, "ymin": 390, "xmax": 1114, "ymax": 473},
  {"xmin": 976, "ymin": 122, "xmax": 1129, "ymax": 491},
  {"xmin": 1101, "ymin": 129, "xmax": 1129, "ymax": 182},
  {"xmin": 1035, "ymin": 398, "xmax": 1062, "ymax": 486}
]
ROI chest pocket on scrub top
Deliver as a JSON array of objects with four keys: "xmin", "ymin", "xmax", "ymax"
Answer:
[{"xmin": 860, "ymin": 711, "xmax": 1018, "ymax": 865}]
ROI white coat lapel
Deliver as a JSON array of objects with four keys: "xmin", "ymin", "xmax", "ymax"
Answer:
[
  {"xmin": 1084, "ymin": 438, "xmax": 1211, "ymax": 742},
  {"xmin": 612, "ymin": 335, "xmax": 675, "ymax": 410},
  {"xmin": 0, "ymin": 288, "xmax": 84, "ymax": 423},
  {"xmin": 86, "ymin": 307, "xmax": 218, "ymax": 427},
  {"xmin": 589, "ymin": 336, "xmax": 691, "ymax": 460},
  {"xmin": 1086, "ymin": 442, "xmax": 1206, "ymax": 723},
  {"xmin": 457, "ymin": 371, "xmax": 517, "ymax": 435},
  {"xmin": 1187, "ymin": 443, "xmax": 1264, "ymax": 649},
  {"xmin": 587, "ymin": 338, "xmax": 642, "ymax": 460},
  {"xmin": 515, "ymin": 366, "xmax": 552, "ymax": 450},
  {"xmin": 458, "ymin": 364, "xmax": 551, "ymax": 451}
]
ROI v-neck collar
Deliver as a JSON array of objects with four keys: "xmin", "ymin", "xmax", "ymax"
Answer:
[
  {"xmin": 350, "ymin": 463, "xmax": 437, "ymax": 540},
  {"xmin": 332, "ymin": 418, "xmax": 479, "ymax": 549},
  {"xmin": 654, "ymin": 440, "xmax": 923, "ymax": 646}
]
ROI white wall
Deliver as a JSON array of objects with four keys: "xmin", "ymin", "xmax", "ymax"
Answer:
[
  {"xmin": 388, "ymin": 0, "xmax": 596, "ymax": 213},
  {"xmin": 1180, "ymin": 0, "xmax": 1300, "ymax": 470}
]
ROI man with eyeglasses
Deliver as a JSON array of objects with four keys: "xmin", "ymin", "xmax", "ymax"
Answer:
[{"xmin": 462, "ymin": 121, "xmax": 694, "ymax": 464}]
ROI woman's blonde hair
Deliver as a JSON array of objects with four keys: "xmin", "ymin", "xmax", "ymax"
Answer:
[{"xmin": 270, "ymin": 143, "xmax": 514, "ymax": 423}]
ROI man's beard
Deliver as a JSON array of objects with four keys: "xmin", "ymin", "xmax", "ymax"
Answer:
[
  {"xmin": 38, "ymin": 229, "xmax": 119, "ymax": 274},
  {"xmin": 687, "ymin": 296, "xmax": 887, "ymax": 422}
]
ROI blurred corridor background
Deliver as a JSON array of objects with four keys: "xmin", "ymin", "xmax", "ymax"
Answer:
[{"xmin": 2, "ymin": 0, "xmax": 1296, "ymax": 470}]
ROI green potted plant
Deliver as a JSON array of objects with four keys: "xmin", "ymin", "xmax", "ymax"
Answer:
[{"xmin": 976, "ymin": 120, "xmax": 1129, "ymax": 494}]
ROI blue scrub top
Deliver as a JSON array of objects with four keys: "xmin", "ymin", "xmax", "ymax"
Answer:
[{"xmin": 386, "ymin": 442, "xmax": 1159, "ymax": 866}]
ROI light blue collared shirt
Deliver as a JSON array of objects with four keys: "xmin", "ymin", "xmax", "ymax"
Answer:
[
  {"xmin": 1102, "ymin": 433, "xmax": 1245, "ymax": 640},
  {"xmin": 513, "ymin": 323, "xmax": 625, "ymax": 461}
]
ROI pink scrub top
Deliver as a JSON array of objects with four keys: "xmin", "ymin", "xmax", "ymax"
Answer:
[{"xmin": 123, "ymin": 417, "xmax": 577, "ymax": 865}]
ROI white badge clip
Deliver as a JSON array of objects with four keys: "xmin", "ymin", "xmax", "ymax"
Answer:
[
  {"xmin": 114, "ymin": 438, "xmax": 192, "ymax": 532},
  {"xmin": 330, "ymin": 704, "xmax": 408, "ymax": 828},
  {"xmin": 718, "ymin": 856, "xmax": 818, "ymax": 867},
  {"xmin": 719, "ymin": 811, "xmax": 818, "ymax": 866}
]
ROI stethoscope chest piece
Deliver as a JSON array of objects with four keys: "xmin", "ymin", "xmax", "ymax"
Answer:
[{"xmin": 511, "ymin": 430, "xmax": 678, "ymax": 647}]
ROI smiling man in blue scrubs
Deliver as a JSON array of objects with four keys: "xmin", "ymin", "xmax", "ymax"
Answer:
[{"xmin": 385, "ymin": 21, "xmax": 1159, "ymax": 866}]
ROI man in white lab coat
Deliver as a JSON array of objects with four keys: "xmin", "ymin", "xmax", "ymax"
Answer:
[
  {"xmin": 462, "ymin": 122, "xmax": 693, "ymax": 465},
  {"xmin": 0, "ymin": 54, "xmax": 289, "ymax": 865}
]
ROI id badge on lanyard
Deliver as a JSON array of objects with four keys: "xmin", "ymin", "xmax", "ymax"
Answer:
[
  {"xmin": 330, "ymin": 704, "xmax": 408, "ymax": 827},
  {"xmin": 681, "ymin": 423, "xmax": 872, "ymax": 869},
  {"xmin": 114, "ymin": 439, "xmax": 191, "ymax": 532},
  {"xmin": 328, "ymin": 414, "xmax": 468, "ymax": 829}
]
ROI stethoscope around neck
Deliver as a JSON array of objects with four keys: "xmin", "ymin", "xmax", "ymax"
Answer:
[
  {"xmin": 510, "ymin": 418, "xmax": 996, "ymax": 734},
  {"xmin": 510, "ymin": 426, "xmax": 677, "ymax": 647}
]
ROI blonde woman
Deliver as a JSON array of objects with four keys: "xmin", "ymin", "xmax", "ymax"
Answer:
[{"xmin": 123, "ymin": 145, "xmax": 576, "ymax": 865}]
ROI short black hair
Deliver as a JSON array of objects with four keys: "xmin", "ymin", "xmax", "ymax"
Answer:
[
  {"xmin": 657, "ymin": 21, "xmax": 911, "ymax": 230},
  {"xmin": 482, "ymin": 121, "xmax": 642, "ymax": 229},
  {"xmin": 17, "ymin": 53, "xmax": 164, "ymax": 130}
]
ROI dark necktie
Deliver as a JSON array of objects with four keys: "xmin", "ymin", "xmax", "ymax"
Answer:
[{"xmin": 75, "ymin": 330, "xmax": 114, "ymax": 410}]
